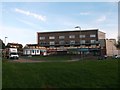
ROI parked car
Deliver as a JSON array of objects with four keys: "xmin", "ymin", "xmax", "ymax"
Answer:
[
  {"xmin": 104, "ymin": 55, "xmax": 107, "ymax": 59},
  {"xmin": 113, "ymin": 55, "xmax": 120, "ymax": 59}
]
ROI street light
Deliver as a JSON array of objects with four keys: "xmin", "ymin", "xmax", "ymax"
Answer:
[
  {"xmin": 75, "ymin": 26, "xmax": 81, "ymax": 30},
  {"xmin": 75, "ymin": 26, "xmax": 82, "ymax": 58},
  {"xmin": 5, "ymin": 37, "xmax": 8, "ymax": 46}
]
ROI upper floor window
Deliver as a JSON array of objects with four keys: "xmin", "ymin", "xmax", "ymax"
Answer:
[
  {"xmin": 69, "ymin": 35, "xmax": 75, "ymax": 38},
  {"xmin": 91, "ymin": 40, "xmax": 96, "ymax": 43},
  {"xmin": 59, "ymin": 36, "xmax": 65, "ymax": 39},
  {"xmin": 70, "ymin": 40, "xmax": 75, "ymax": 44},
  {"xmin": 90, "ymin": 34, "xmax": 96, "ymax": 37},
  {"xmin": 49, "ymin": 36, "xmax": 55, "ymax": 39},
  {"xmin": 80, "ymin": 40, "xmax": 85, "ymax": 44},
  {"xmin": 49, "ymin": 41, "xmax": 55, "ymax": 45},
  {"xmin": 39, "ymin": 42, "xmax": 46, "ymax": 45},
  {"xmin": 39, "ymin": 37, "xmax": 45, "ymax": 40},
  {"xmin": 59, "ymin": 41, "xmax": 65, "ymax": 45},
  {"xmin": 80, "ymin": 35, "xmax": 85, "ymax": 38}
]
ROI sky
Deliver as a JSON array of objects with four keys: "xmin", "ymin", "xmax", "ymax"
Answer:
[{"xmin": 0, "ymin": 1, "xmax": 118, "ymax": 46}]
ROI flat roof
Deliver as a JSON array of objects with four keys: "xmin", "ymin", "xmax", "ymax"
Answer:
[
  {"xmin": 98, "ymin": 31, "xmax": 106, "ymax": 34},
  {"xmin": 37, "ymin": 29, "xmax": 99, "ymax": 34}
]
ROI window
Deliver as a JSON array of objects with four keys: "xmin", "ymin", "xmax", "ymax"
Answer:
[
  {"xmin": 59, "ymin": 36, "xmax": 65, "ymax": 39},
  {"xmin": 40, "ymin": 42, "xmax": 46, "ymax": 45},
  {"xmin": 49, "ymin": 41, "xmax": 55, "ymax": 45},
  {"xmin": 37, "ymin": 50, "xmax": 39, "ymax": 53},
  {"xmin": 91, "ymin": 40, "xmax": 96, "ymax": 43},
  {"xmin": 80, "ymin": 40, "xmax": 85, "ymax": 44},
  {"xmin": 80, "ymin": 35, "xmax": 85, "ymax": 38},
  {"xmin": 70, "ymin": 40, "xmax": 75, "ymax": 44},
  {"xmin": 39, "ymin": 37, "xmax": 45, "ymax": 40},
  {"xmin": 69, "ymin": 35, "xmax": 75, "ymax": 38},
  {"xmin": 90, "ymin": 34, "xmax": 96, "ymax": 37},
  {"xmin": 49, "ymin": 36, "xmax": 55, "ymax": 39},
  {"xmin": 59, "ymin": 41, "xmax": 65, "ymax": 45},
  {"xmin": 32, "ymin": 50, "xmax": 34, "ymax": 53}
]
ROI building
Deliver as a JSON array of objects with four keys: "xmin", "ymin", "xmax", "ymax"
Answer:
[
  {"xmin": 37, "ymin": 29, "xmax": 106, "ymax": 56},
  {"xmin": 23, "ymin": 44, "xmax": 47, "ymax": 56},
  {"xmin": 109, "ymin": 39, "xmax": 116, "ymax": 45},
  {"xmin": 106, "ymin": 39, "xmax": 119, "ymax": 56},
  {"xmin": 6, "ymin": 43, "xmax": 23, "ymax": 55}
]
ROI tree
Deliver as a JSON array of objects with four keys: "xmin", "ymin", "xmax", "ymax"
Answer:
[
  {"xmin": 2, "ymin": 42, "xmax": 5, "ymax": 49},
  {"xmin": 0, "ymin": 39, "xmax": 5, "ymax": 49}
]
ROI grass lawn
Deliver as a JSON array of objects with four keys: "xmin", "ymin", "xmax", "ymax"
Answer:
[
  {"xmin": 2, "ymin": 59, "xmax": 119, "ymax": 88},
  {"xmin": 21, "ymin": 54, "xmax": 73, "ymax": 61}
]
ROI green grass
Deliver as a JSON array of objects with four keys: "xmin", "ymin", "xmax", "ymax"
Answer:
[
  {"xmin": 2, "ymin": 59, "xmax": 119, "ymax": 88},
  {"xmin": 21, "ymin": 55, "xmax": 73, "ymax": 61}
]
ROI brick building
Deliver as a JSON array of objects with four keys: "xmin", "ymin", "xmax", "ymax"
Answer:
[{"xmin": 37, "ymin": 29, "xmax": 106, "ymax": 56}]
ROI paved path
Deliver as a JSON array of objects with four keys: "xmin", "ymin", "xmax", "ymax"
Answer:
[{"xmin": 8, "ymin": 58, "xmax": 79, "ymax": 63}]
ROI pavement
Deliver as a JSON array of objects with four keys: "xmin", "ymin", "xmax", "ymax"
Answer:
[{"xmin": 8, "ymin": 58, "xmax": 79, "ymax": 63}]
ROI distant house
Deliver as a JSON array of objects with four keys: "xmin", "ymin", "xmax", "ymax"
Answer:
[
  {"xmin": 23, "ymin": 44, "xmax": 47, "ymax": 56},
  {"xmin": 6, "ymin": 43, "xmax": 23, "ymax": 55}
]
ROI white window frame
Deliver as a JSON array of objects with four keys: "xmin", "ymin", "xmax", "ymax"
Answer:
[
  {"xmin": 80, "ymin": 40, "xmax": 85, "ymax": 44},
  {"xmin": 59, "ymin": 41, "xmax": 65, "ymax": 44},
  {"xmin": 70, "ymin": 40, "xmax": 75, "ymax": 44},
  {"xmin": 90, "ymin": 34, "xmax": 96, "ymax": 37},
  {"xmin": 69, "ymin": 35, "xmax": 75, "ymax": 39},
  {"xmin": 90, "ymin": 40, "xmax": 96, "ymax": 43},
  {"xmin": 59, "ymin": 36, "xmax": 65, "ymax": 39},
  {"xmin": 80, "ymin": 35, "xmax": 85, "ymax": 38},
  {"xmin": 49, "ymin": 41, "xmax": 55, "ymax": 45},
  {"xmin": 49, "ymin": 36, "xmax": 55, "ymax": 39},
  {"xmin": 91, "ymin": 40, "xmax": 96, "ymax": 43},
  {"xmin": 36, "ymin": 50, "xmax": 39, "ymax": 53},
  {"xmin": 39, "ymin": 36, "xmax": 45, "ymax": 40}
]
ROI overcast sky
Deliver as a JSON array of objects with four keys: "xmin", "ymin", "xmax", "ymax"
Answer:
[{"xmin": 0, "ymin": 1, "xmax": 118, "ymax": 46}]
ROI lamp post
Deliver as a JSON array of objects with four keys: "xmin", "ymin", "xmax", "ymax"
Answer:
[
  {"xmin": 5, "ymin": 37, "xmax": 8, "ymax": 46},
  {"xmin": 75, "ymin": 26, "xmax": 82, "ymax": 58}
]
